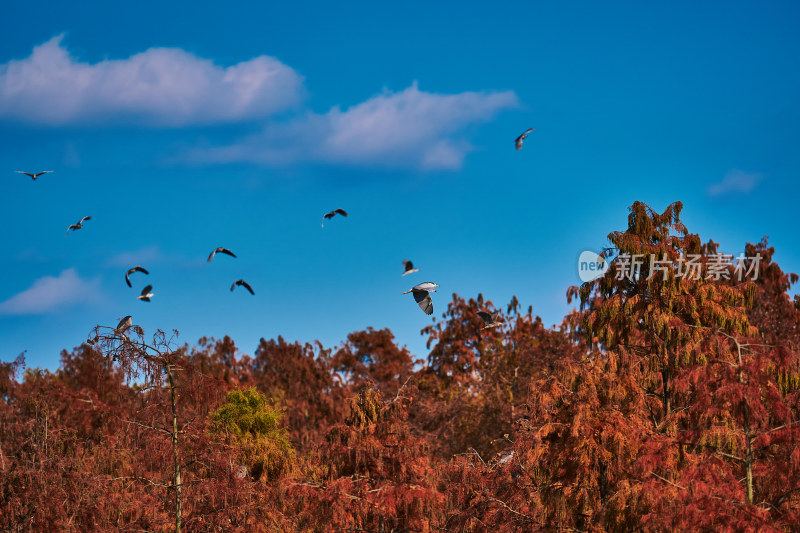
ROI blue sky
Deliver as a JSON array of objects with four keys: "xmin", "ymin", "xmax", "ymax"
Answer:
[{"xmin": 2, "ymin": 1, "xmax": 799, "ymax": 370}]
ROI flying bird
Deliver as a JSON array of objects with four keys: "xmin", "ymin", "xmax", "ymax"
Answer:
[
  {"xmin": 125, "ymin": 266, "xmax": 149, "ymax": 288},
  {"xmin": 115, "ymin": 315, "xmax": 132, "ymax": 336},
  {"xmin": 16, "ymin": 170, "xmax": 53, "ymax": 181},
  {"xmin": 402, "ymin": 259, "xmax": 419, "ymax": 276},
  {"xmin": 514, "ymin": 128, "xmax": 535, "ymax": 150},
  {"xmin": 477, "ymin": 311, "xmax": 503, "ymax": 330},
  {"xmin": 137, "ymin": 285, "xmax": 154, "ymax": 302},
  {"xmin": 322, "ymin": 208, "xmax": 348, "ymax": 227},
  {"xmin": 402, "ymin": 282, "xmax": 439, "ymax": 315},
  {"xmin": 231, "ymin": 279, "xmax": 254, "ymax": 295},
  {"xmin": 66, "ymin": 216, "xmax": 91, "ymax": 236},
  {"xmin": 208, "ymin": 247, "xmax": 236, "ymax": 262}
]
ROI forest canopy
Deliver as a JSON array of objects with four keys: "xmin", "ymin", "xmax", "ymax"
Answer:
[{"xmin": 1, "ymin": 201, "xmax": 799, "ymax": 532}]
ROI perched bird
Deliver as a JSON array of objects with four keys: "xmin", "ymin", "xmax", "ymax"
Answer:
[
  {"xmin": 402, "ymin": 259, "xmax": 419, "ymax": 276},
  {"xmin": 125, "ymin": 266, "xmax": 149, "ymax": 288},
  {"xmin": 231, "ymin": 279, "xmax": 254, "ymax": 295},
  {"xmin": 208, "ymin": 247, "xmax": 236, "ymax": 262},
  {"xmin": 137, "ymin": 285, "xmax": 154, "ymax": 302},
  {"xmin": 477, "ymin": 310, "xmax": 503, "ymax": 330},
  {"xmin": 66, "ymin": 216, "xmax": 91, "ymax": 236},
  {"xmin": 402, "ymin": 282, "xmax": 439, "ymax": 315},
  {"xmin": 514, "ymin": 128, "xmax": 535, "ymax": 150},
  {"xmin": 16, "ymin": 170, "xmax": 54, "ymax": 181},
  {"xmin": 322, "ymin": 208, "xmax": 348, "ymax": 227},
  {"xmin": 115, "ymin": 315, "xmax": 132, "ymax": 336}
]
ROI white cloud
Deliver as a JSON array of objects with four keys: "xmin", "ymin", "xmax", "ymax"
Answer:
[
  {"xmin": 0, "ymin": 269, "xmax": 102, "ymax": 315},
  {"xmin": 707, "ymin": 169, "xmax": 763, "ymax": 197},
  {"xmin": 193, "ymin": 82, "xmax": 519, "ymax": 170},
  {"xmin": 0, "ymin": 35, "xmax": 304, "ymax": 126}
]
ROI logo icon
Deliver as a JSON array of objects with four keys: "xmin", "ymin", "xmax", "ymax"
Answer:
[{"xmin": 578, "ymin": 250, "xmax": 610, "ymax": 283}]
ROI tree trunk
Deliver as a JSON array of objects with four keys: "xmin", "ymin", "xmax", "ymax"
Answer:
[
  {"xmin": 743, "ymin": 402, "xmax": 753, "ymax": 504},
  {"xmin": 167, "ymin": 365, "xmax": 182, "ymax": 533}
]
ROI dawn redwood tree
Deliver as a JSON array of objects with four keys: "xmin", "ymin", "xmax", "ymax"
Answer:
[
  {"xmin": 252, "ymin": 336, "xmax": 348, "ymax": 450},
  {"xmin": 416, "ymin": 294, "xmax": 570, "ymax": 459},
  {"xmin": 571, "ymin": 201, "xmax": 757, "ymax": 429},
  {"xmin": 743, "ymin": 237, "xmax": 800, "ymax": 347},
  {"xmin": 0, "ymin": 347, "xmax": 167, "ymax": 531},
  {"xmin": 190, "ymin": 335, "xmax": 254, "ymax": 387},
  {"xmin": 416, "ymin": 293, "xmax": 507, "ymax": 458},
  {"xmin": 568, "ymin": 201, "xmax": 799, "ymax": 525},
  {"xmin": 332, "ymin": 327, "xmax": 416, "ymax": 397},
  {"xmin": 636, "ymin": 331, "xmax": 800, "ymax": 529},
  {"xmin": 90, "ymin": 322, "xmax": 224, "ymax": 532},
  {"xmin": 443, "ymin": 347, "xmax": 652, "ymax": 531},
  {"xmin": 284, "ymin": 385, "xmax": 445, "ymax": 532}
]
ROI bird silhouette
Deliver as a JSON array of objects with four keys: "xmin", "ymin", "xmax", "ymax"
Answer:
[
  {"xmin": 137, "ymin": 285, "xmax": 154, "ymax": 302},
  {"xmin": 514, "ymin": 128, "xmax": 535, "ymax": 150},
  {"xmin": 322, "ymin": 208, "xmax": 348, "ymax": 227},
  {"xmin": 231, "ymin": 279, "xmax": 254, "ymax": 295},
  {"xmin": 16, "ymin": 170, "xmax": 53, "ymax": 181},
  {"xmin": 477, "ymin": 310, "xmax": 503, "ymax": 330},
  {"xmin": 66, "ymin": 216, "xmax": 91, "ymax": 236},
  {"xmin": 125, "ymin": 266, "xmax": 149, "ymax": 288},
  {"xmin": 208, "ymin": 247, "xmax": 236, "ymax": 262},
  {"xmin": 402, "ymin": 282, "xmax": 439, "ymax": 315},
  {"xmin": 402, "ymin": 259, "xmax": 419, "ymax": 276}
]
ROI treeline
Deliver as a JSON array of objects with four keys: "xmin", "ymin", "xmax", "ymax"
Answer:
[{"xmin": 1, "ymin": 201, "xmax": 799, "ymax": 532}]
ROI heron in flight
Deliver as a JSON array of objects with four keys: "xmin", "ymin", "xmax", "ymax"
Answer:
[
  {"xmin": 137, "ymin": 285, "xmax": 154, "ymax": 302},
  {"xmin": 231, "ymin": 279, "xmax": 254, "ymax": 295},
  {"xmin": 402, "ymin": 259, "xmax": 419, "ymax": 276},
  {"xmin": 208, "ymin": 247, "xmax": 236, "ymax": 262},
  {"xmin": 322, "ymin": 208, "xmax": 348, "ymax": 227},
  {"xmin": 514, "ymin": 128, "xmax": 534, "ymax": 150},
  {"xmin": 477, "ymin": 311, "xmax": 503, "ymax": 330},
  {"xmin": 66, "ymin": 216, "xmax": 91, "ymax": 236},
  {"xmin": 16, "ymin": 170, "xmax": 53, "ymax": 181},
  {"xmin": 402, "ymin": 282, "xmax": 439, "ymax": 315},
  {"xmin": 125, "ymin": 266, "xmax": 149, "ymax": 288}
]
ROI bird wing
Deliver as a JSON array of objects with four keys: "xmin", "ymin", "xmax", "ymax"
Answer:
[
  {"xmin": 403, "ymin": 259, "xmax": 414, "ymax": 271},
  {"xmin": 335, "ymin": 209, "xmax": 348, "ymax": 216},
  {"xmin": 477, "ymin": 311, "xmax": 493, "ymax": 324},
  {"xmin": 80, "ymin": 216, "xmax": 91, "ymax": 223},
  {"xmin": 219, "ymin": 248, "xmax": 236, "ymax": 258},
  {"xmin": 15, "ymin": 171, "xmax": 35, "ymax": 178},
  {"xmin": 412, "ymin": 290, "xmax": 433, "ymax": 315},
  {"xmin": 232, "ymin": 280, "xmax": 254, "ymax": 294},
  {"xmin": 125, "ymin": 271, "xmax": 132, "ymax": 287},
  {"xmin": 207, "ymin": 250, "xmax": 217, "ymax": 262},
  {"xmin": 34, "ymin": 171, "xmax": 53, "ymax": 178},
  {"xmin": 140, "ymin": 285, "xmax": 153, "ymax": 296},
  {"xmin": 240, "ymin": 280, "xmax": 254, "ymax": 295}
]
